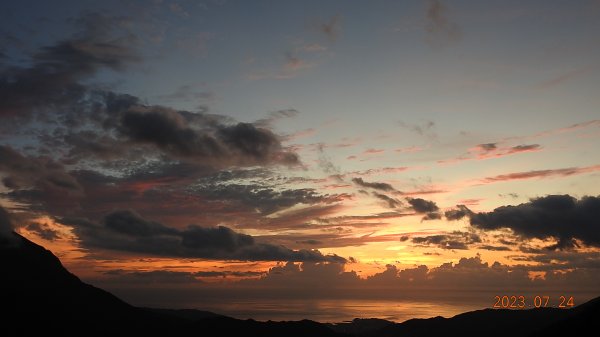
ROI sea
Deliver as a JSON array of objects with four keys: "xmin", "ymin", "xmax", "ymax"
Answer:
[{"xmin": 194, "ymin": 299, "xmax": 481, "ymax": 323}]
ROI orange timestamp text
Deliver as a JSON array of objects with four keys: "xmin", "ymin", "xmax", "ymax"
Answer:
[{"xmin": 493, "ymin": 295, "xmax": 574, "ymax": 309}]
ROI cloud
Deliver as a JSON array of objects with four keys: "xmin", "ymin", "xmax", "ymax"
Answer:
[
  {"xmin": 477, "ymin": 143, "xmax": 497, "ymax": 152},
  {"xmin": 316, "ymin": 144, "xmax": 342, "ymax": 177},
  {"xmin": 283, "ymin": 52, "xmax": 311, "ymax": 72},
  {"xmin": 118, "ymin": 107, "xmax": 299, "ymax": 166},
  {"xmin": 189, "ymin": 183, "xmax": 345, "ymax": 215},
  {"xmin": 444, "ymin": 205, "xmax": 472, "ymax": 220},
  {"xmin": 254, "ymin": 109, "xmax": 300, "ymax": 128},
  {"xmin": 101, "ymin": 269, "xmax": 265, "ymax": 286},
  {"xmin": 536, "ymin": 67, "xmax": 590, "ymax": 90},
  {"xmin": 398, "ymin": 120, "xmax": 437, "ymax": 140},
  {"xmin": 425, "ymin": 0, "xmax": 462, "ymax": 46},
  {"xmin": 469, "ymin": 195, "xmax": 600, "ymax": 249},
  {"xmin": 0, "ymin": 13, "xmax": 138, "ymax": 119},
  {"xmin": 0, "ymin": 205, "xmax": 14, "ymax": 240},
  {"xmin": 479, "ymin": 245, "xmax": 512, "ymax": 251},
  {"xmin": 247, "ymin": 52, "xmax": 315, "ymax": 80},
  {"xmin": 157, "ymin": 84, "xmax": 213, "ymax": 103},
  {"xmin": 104, "ymin": 210, "xmax": 179, "ymax": 237},
  {"xmin": 439, "ymin": 143, "xmax": 542, "ymax": 165},
  {"xmin": 217, "ymin": 256, "xmax": 598, "ymax": 300},
  {"xmin": 91, "ymin": 255, "xmax": 600, "ymax": 307},
  {"xmin": 344, "ymin": 167, "xmax": 409, "ymax": 176},
  {"xmin": 351, "ymin": 177, "xmax": 396, "ymax": 192},
  {"xmin": 0, "ymin": 12, "xmax": 300, "ymax": 171},
  {"xmin": 508, "ymin": 144, "xmax": 541, "ymax": 153},
  {"xmin": 480, "ymin": 165, "xmax": 600, "ymax": 184},
  {"xmin": 421, "ymin": 212, "xmax": 442, "ymax": 221},
  {"xmin": 318, "ymin": 15, "xmax": 341, "ymax": 43},
  {"xmin": 405, "ymin": 198, "xmax": 440, "ymax": 220},
  {"xmin": 0, "ymin": 14, "xmax": 305, "ymax": 230},
  {"xmin": 412, "ymin": 231, "xmax": 481, "ymax": 250},
  {"xmin": 0, "ymin": 145, "xmax": 82, "ymax": 193},
  {"xmin": 372, "ymin": 192, "xmax": 402, "ymax": 209},
  {"xmin": 63, "ymin": 209, "xmax": 346, "ymax": 262},
  {"xmin": 407, "ymin": 197, "xmax": 439, "ymax": 213},
  {"xmin": 25, "ymin": 222, "xmax": 61, "ymax": 241}
]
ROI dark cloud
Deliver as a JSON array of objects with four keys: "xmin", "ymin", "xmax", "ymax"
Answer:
[
  {"xmin": 425, "ymin": 0, "xmax": 461, "ymax": 46},
  {"xmin": 352, "ymin": 177, "xmax": 395, "ymax": 192},
  {"xmin": 372, "ymin": 192, "xmax": 402, "ymax": 208},
  {"xmin": 422, "ymin": 212, "xmax": 442, "ymax": 221},
  {"xmin": 0, "ymin": 145, "xmax": 81, "ymax": 193},
  {"xmin": 412, "ymin": 231, "xmax": 480, "ymax": 250},
  {"xmin": 469, "ymin": 195, "xmax": 600, "ymax": 249},
  {"xmin": 499, "ymin": 193, "xmax": 520, "ymax": 199},
  {"xmin": 0, "ymin": 13, "xmax": 138, "ymax": 120},
  {"xmin": 63, "ymin": 130, "xmax": 125, "ymax": 161},
  {"xmin": 0, "ymin": 12, "xmax": 299, "ymax": 170},
  {"xmin": 195, "ymin": 270, "xmax": 264, "ymax": 278},
  {"xmin": 104, "ymin": 210, "xmax": 179, "ymax": 237},
  {"xmin": 444, "ymin": 205, "xmax": 472, "ymax": 220},
  {"xmin": 296, "ymin": 239, "xmax": 322, "ymax": 245},
  {"xmin": 509, "ymin": 144, "xmax": 541, "ymax": 153},
  {"xmin": 0, "ymin": 13, "xmax": 305, "ymax": 242},
  {"xmin": 0, "ymin": 205, "xmax": 14, "ymax": 240},
  {"xmin": 218, "ymin": 122, "xmax": 298, "ymax": 164},
  {"xmin": 63, "ymin": 209, "xmax": 346, "ymax": 262},
  {"xmin": 189, "ymin": 183, "xmax": 346, "ymax": 215},
  {"xmin": 25, "ymin": 222, "xmax": 60, "ymax": 241},
  {"xmin": 116, "ymin": 107, "xmax": 299, "ymax": 166},
  {"xmin": 479, "ymin": 245, "xmax": 512, "ymax": 251},
  {"xmin": 103, "ymin": 270, "xmax": 202, "ymax": 284},
  {"xmin": 102, "ymin": 269, "xmax": 265, "ymax": 284},
  {"xmin": 477, "ymin": 143, "xmax": 497, "ymax": 152},
  {"xmin": 407, "ymin": 197, "xmax": 439, "ymax": 213}
]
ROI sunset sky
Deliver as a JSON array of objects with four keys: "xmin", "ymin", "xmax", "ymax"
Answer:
[{"xmin": 1, "ymin": 0, "xmax": 599, "ymax": 321}]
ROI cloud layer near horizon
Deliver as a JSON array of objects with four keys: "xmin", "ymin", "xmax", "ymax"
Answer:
[{"xmin": 61, "ymin": 209, "xmax": 344, "ymax": 262}]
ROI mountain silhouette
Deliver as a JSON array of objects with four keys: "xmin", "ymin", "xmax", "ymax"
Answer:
[{"xmin": 2, "ymin": 232, "xmax": 598, "ymax": 337}]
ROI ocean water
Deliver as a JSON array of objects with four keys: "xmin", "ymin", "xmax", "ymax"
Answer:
[{"xmin": 194, "ymin": 299, "xmax": 481, "ymax": 323}]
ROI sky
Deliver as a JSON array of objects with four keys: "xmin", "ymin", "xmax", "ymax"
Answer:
[{"xmin": 1, "ymin": 0, "xmax": 600, "ymax": 322}]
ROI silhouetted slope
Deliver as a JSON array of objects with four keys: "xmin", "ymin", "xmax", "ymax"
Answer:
[
  {"xmin": 328, "ymin": 318, "xmax": 395, "ymax": 335},
  {"xmin": 1, "ymin": 233, "xmax": 340, "ymax": 337},
  {"xmin": 2, "ymin": 233, "xmax": 190, "ymax": 336},
  {"xmin": 530, "ymin": 296, "xmax": 600, "ymax": 336},
  {"xmin": 192, "ymin": 317, "xmax": 342, "ymax": 337},
  {"xmin": 3, "ymin": 233, "xmax": 129, "ymax": 312},
  {"xmin": 369, "ymin": 300, "xmax": 600, "ymax": 337},
  {"xmin": 369, "ymin": 308, "xmax": 566, "ymax": 337}
]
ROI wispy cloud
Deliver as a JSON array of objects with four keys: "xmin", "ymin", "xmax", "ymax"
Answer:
[
  {"xmin": 536, "ymin": 66, "xmax": 591, "ymax": 89},
  {"xmin": 439, "ymin": 143, "xmax": 542, "ymax": 165},
  {"xmin": 425, "ymin": 0, "xmax": 462, "ymax": 46},
  {"xmin": 247, "ymin": 52, "xmax": 315, "ymax": 80},
  {"xmin": 318, "ymin": 15, "xmax": 341, "ymax": 43},
  {"xmin": 479, "ymin": 165, "xmax": 600, "ymax": 184},
  {"xmin": 399, "ymin": 120, "xmax": 438, "ymax": 140}
]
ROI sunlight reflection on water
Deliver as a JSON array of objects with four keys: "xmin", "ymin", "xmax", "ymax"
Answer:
[{"xmin": 195, "ymin": 299, "xmax": 480, "ymax": 323}]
